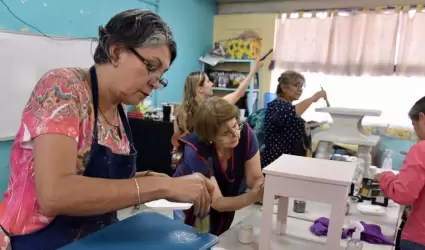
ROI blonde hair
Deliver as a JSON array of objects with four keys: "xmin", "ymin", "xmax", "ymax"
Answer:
[
  {"xmin": 177, "ymin": 72, "xmax": 207, "ymax": 132},
  {"xmin": 192, "ymin": 96, "xmax": 239, "ymax": 143}
]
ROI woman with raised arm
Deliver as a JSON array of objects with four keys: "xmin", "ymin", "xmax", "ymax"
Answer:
[
  {"xmin": 173, "ymin": 59, "xmax": 263, "ymax": 139},
  {"xmin": 261, "ymin": 71, "xmax": 327, "ymax": 168},
  {"xmin": 0, "ymin": 9, "xmax": 214, "ymax": 250}
]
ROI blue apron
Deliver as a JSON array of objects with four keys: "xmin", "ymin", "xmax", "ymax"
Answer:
[
  {"xmin": 2, "ymin": 66, "xmax": 137, "ymax": 250},
  {"xmin": 174, "ymin": 124, "xmax": 249, "ymax": 236}
]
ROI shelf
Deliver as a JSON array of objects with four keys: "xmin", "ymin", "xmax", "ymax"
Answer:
[
  {"xmin": 200, "ymin": 57, "xmax": 254, "ymax": 65},
  {"xmin": 215, "ymin": 59, "xmax": 254, "ymax": 63},
  {"xmin": 213, "ymin": 87, "xmax": 260, "ymax": 92},
  {"xmin": 200, "ymin": 58, "xmax": 260, "ymax": 115}
]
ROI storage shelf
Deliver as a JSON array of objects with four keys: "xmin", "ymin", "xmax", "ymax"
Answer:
[
  {"xmin": 215, "ymin": 59, "xmax": 254, "ymax": 63},
  {"xmin": 213, "ymin": 87, "xmax": 260, "ymax": 92},
  {"xmin": 201, "ymin": 58, "xmax": 261, "ymax": 115}
]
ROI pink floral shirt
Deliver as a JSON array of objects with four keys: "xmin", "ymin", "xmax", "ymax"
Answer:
[{"xmin": 0, "ymin": 68, "xmax": 130, "ymax": 245}]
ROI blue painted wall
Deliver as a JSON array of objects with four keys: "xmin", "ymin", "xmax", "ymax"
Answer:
[{"xmin": 0, "ymin": 0, "xmax": 216, "ymax": 198}]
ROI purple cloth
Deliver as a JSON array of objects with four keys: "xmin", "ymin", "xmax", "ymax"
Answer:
[{"xmin": 310, "ymin": 217, "xmax": 394, "ymax": 246}]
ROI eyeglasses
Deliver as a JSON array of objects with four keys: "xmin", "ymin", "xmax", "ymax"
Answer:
[
  {"xmin": 292, "ymin": 82, "xmax": 305, "ymax": 90},
  {"xmin": 129, "ymin": 48, "xmax": 168, "ymax": 89},
  {"xmin": 219, "ymin": 122, "xmax": 244, "ymax": 139}
]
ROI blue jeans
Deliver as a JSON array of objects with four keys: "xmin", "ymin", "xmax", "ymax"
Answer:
[{"xmin": 400, "ymin": 240, "xmax": 425, "ymax": 250}]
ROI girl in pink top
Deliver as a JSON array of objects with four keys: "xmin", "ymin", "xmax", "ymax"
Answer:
[{"xmin": 376, "ymin": 96, "xmax": 425, "ymax": 250}]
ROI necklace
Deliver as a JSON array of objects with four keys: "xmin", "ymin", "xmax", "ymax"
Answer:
[
  {"xmin": 79, "ymin": 68, "xmax": 122, "ymax": 138},
  {"xmin": 99, "ymin": 108, "xmax": 120, "ymax": 127}
]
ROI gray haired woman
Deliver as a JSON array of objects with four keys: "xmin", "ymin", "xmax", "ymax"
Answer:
[{"xmin": 0, "ymin": 9, "xmax": 214, "ymax": 250}]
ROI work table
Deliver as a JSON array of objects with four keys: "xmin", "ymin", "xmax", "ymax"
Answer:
[{"xmin": 216, "ymin": 199, "xmax": 401, "ymax": 250}]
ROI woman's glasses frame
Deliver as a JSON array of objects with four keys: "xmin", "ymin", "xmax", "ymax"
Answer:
[{"xmin": 128, "ymin": 48, "xmax": 168, "ymax": 89}]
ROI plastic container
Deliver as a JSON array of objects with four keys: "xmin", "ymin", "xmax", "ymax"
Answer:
[
  {"xmin": 352, "ymin": 159, "xmax": 365, "ymax": 195},
  {"xmin": 346, "ymin": 221, "xmax": 364, "ymax": 250},
  {"xmin": 264, "ymin": 92, "xmax": 276, "ymax": 108},
  {"xmin": 382, "ymin": 149, "xmax": 393, "ymax": 170}
]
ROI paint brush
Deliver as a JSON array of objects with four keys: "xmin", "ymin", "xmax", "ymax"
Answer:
[{"xmin": 320, "ymin": 84, "xmax": 330, "ymax": 107}]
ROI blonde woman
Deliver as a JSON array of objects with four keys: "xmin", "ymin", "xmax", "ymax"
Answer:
[
  {"xmin": 173, "ymin": 59, "xmax": 263, "ymax": 138},
  {"xmin": 173, "ymin": 96, "xmax": 264, "ymax": 235}
]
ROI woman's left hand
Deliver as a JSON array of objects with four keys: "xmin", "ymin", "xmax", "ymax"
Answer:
[
  {"xmin": 374, "ymin": 173, "xmax": 383, "ymax": 182},
  {"xmin": 136, "ymin": 171, "xmax": 169, "ymax": 178}
]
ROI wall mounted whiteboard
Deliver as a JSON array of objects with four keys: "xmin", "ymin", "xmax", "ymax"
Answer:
[{"xmin": 0, "ymin": 31, "xmax": 97, "ymax": 140}]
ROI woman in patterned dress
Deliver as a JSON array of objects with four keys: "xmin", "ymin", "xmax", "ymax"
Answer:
[{"xmin": 0, "ymin": 9, "xmax": 214, "ymax": 250}]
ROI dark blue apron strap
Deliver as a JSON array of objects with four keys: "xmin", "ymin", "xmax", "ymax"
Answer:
[
  {"xmin": 117, "ymin": 105, "xmax": 134, "ymax": 146},
  {"xmin": 0, "ymin": 223, "xmax": 11, "ymax": 237},
  {"xmin": 117, "ymin": 105, "xmax": 137, "ymax": 177},
  {"xmin": 89, "ymin": 66, "xmax": 100, "ymax": 141}
]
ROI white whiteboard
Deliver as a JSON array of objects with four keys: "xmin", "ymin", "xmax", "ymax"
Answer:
[{"xmin": 0, "ymin": 31, "xmax": 97, "ymax": 140}]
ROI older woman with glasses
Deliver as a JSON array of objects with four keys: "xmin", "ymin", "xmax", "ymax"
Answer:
[
  {"xmin": 261, "ymin": 71, "xmax": 327, "ymax": 168},
  {"xmin": 0, "ymin": 9, "xmax": 215, "ymax": 250},
  {"xmin": 173, "ymin": 96, "xmax": 264, "ymax": 236}
]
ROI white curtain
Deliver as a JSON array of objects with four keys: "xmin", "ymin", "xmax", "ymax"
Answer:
[
  {"xmin": 274, "ymin": 16, "xmax": 332, "ymax": 72},
  {"xmin": 326, "ymin": 13, "xmax": 399, "ymax": 76},
  {"xmin": 396, "ymin": 12, "xmax": 425, "ymax": 76},
  {"xmin": 274, "ymin": 12, "xmax": 400, "ymax": 76}
]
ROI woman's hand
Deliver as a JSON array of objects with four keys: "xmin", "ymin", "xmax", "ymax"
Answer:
[
  {"xmin": 136, "ymin": 171, "xmax": 169, "ymax": 178},
  {"xmin": 166, "ymin": 173, "xmax": 215, "ymax": 217},
  {"xmin": 248, "ymin": 183, "xmax": 264, "ymax": 202},
  {"xmin": 311, "ymin": 90, "xmax": 327, "ymax": 102},
  {"xmin": 374, "ymin": 173, "xmax": 383, "ymax": 182},
  {"xmin": 252, "ymin": 58, "xmax": 265, "ymax": 73}
]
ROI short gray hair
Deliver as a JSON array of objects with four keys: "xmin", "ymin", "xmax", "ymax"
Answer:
[
  {"xmin": 408, "ymin": 96, "xmax": 425, "ymax": 121},
  {"xmin": 93, "ymin": 9, "xmax": 177, "ymax": 64}
]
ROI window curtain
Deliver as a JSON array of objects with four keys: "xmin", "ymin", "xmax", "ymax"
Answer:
[
  {"xmin": 326, "ymin": 12, "xmax": 399, "ymax": 76},
  {"xmin": 273, "ymin": 16, "xmax": 333, "ymax": 72},
  {"xmin": 396, "ymin": 12, "xmax": 425, "ymax": 76},
  {"xmin": 274, "ymin": 12, "xmax": 400, "ymax": 76}
]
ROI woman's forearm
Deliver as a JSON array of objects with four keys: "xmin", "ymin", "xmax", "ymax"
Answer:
[
  {"xmin": 39, "ymin": 175, "xmax": 169, "ymax": 217},
  {"xmin": 211, "ymin": 192, "xmax": 256, "ymax": 212},
  {"xmin": 295, "ymin": 97, "xmax": 314, "ymax": 116},
  {"xmin": 223, "ymin": 71, "xmax": 256, "ymax": 105}
]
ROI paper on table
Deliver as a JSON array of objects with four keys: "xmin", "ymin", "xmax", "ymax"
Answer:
[
  {"xmin": 376, "ymin": 169, "xmax": 399, "ymax": 175},
  {"xmin": 145, "ymin": 199, "xmax": 192, "ymax": 210}
]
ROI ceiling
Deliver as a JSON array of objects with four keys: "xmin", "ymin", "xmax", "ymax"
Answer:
[
  {"xmin": 217, "ymin": 0, "xmax": 283, "ymax": 3},
  {"xmin": 217, "ymin": 0, "xmax": 422, "ymax": 14},
  {"xmin": 217, "ymin": 0, "xmax": 336, "ymax": 3}
]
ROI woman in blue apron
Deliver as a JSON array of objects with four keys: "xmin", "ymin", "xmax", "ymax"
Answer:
[
  {"xmin": 0, "ymin": 9, "xmax": 213, "ymax": 250},
  {"xmin": 173, "ymin": 97, "xmax": 264, "ymax": 236}
]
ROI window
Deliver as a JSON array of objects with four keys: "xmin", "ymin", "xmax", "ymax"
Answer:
[{"xmin": 270, "ymin": 70, "xmax": 425, "ymax": 129}]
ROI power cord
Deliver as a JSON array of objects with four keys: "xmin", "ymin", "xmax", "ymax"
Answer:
[
  {"xmin": 0, "ymin": 0, "xmax": 98, "ymax": 57},
  {"xmin": 0, "ymin": 0, "xmax": 96, "ymax": 41}
]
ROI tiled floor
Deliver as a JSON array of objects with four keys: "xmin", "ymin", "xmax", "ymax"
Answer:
[{"xmin": 118, "ymin": 204, "xmax": 258, "ymax": 228}]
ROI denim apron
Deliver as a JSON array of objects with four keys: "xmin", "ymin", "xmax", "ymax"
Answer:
[
  {"xmin": 174, "ymin": 123, "xmax": 249, "ymax": 236},
  {"xmin": 1, "ymin": 66, "xmax": 137, "ymax": 250}
]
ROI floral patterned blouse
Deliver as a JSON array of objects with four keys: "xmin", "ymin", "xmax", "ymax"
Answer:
[{"xmin": 0, "ymin": 68, "xmax": 130, "ymax": 245}]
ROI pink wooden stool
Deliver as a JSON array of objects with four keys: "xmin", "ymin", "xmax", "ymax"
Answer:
[{"xmin": 259, "ymin": 154, "xmax": 356, "ymax": 250}]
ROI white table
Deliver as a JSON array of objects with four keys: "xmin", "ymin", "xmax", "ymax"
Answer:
[
  {"xmin": 275, "ymin": 198, "xmax": 401, "ymax": 239},
  {"xmin": 260, "ymin": 155, "xmax": 356, "ymax": 250},
  {"xmin": 215, "ymin": 208, "xmax": 395, "ymax": 250}
]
